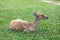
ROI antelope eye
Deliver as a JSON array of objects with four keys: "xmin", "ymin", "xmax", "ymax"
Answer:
[{"xmin": 41, "ymin": 15, "xmax": 44, "ymax": 16}]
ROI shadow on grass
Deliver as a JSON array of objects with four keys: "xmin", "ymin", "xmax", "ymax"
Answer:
[
  {"xmin": 7, "ymin": 29, "xmax": 51, "ymax": 34},
  {"xmin": 7, "ymin": 28, "xmax": 60, "ymax": 35}
]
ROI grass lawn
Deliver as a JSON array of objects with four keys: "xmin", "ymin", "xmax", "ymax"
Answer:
[{"xmin": 0, "ymin": 0, "xmax": 60, "ymax": 40}]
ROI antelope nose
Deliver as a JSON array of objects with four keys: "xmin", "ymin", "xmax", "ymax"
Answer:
[{"xmin": 46, "ymin": 16, "xmax": 48, "ymax": 19}]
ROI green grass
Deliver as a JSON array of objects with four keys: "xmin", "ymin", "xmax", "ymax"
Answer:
[
  {"xmin": 52, "ymin": 0, "xmax": 60, "ymax": 1},
  {"xmin": 0, "ymin": 0, "xmax": 60, "ymax": 40}
]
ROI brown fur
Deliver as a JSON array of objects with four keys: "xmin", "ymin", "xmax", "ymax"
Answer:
[{"xmin": 9, "ymin": 12, "xmax": 48, "ymax": 32}]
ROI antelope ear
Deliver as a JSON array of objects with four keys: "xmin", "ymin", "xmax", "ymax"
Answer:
[{"xmin": 33, "ymin": 12, "xmax": 37, "ymax": 16}]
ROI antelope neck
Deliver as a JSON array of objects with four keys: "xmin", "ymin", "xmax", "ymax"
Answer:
[{"xmin": 32, "ymin": 16, "xmax": 40, "ymax": 28}]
